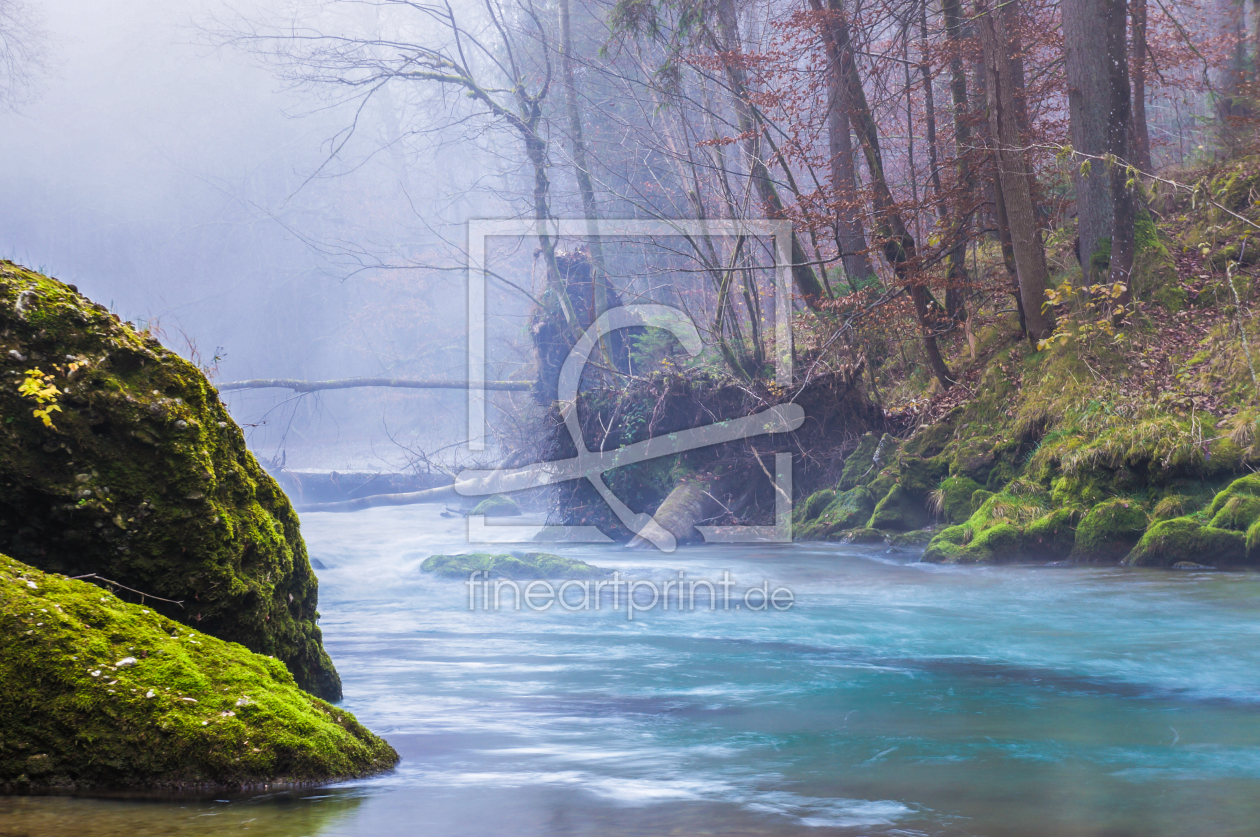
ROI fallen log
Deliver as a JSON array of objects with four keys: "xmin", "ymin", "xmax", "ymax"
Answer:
[{"xmin": 218, "ymin": 377, "xmax": 531, "ymax": 393}]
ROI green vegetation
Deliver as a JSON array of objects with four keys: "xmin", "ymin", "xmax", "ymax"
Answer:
[
  {"xmin": 0, "ymin": 263, "xmax": 339, "ymax": 700},
  {"xmin": 794, "ymin": 159, "xmax": 1260, "ymax": 567},
  {"xmin": 421, "ymin": 552, "xmax": 610, "ymax": 580},
  {"xmin": 470, "ymin": 494, "xmax": 522, "ymax": 517},
  {"xmin": 0, "ymin": 555, "xmax": 397, "ymax": 791}
]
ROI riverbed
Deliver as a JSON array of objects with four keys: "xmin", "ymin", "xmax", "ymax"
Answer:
[{"xmin": 4, "ymin": 505, "xmax": 1260, "ymax": 836}]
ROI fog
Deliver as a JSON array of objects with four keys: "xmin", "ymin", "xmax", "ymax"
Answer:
[{"xmin": 0, "ymin": 0, "xmax": 522, "ymax": 469}]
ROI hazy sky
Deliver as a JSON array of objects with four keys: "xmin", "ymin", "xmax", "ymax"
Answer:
[{"xmin": 0, "ymin": 0, "xmax": 526, "ymax": 467}]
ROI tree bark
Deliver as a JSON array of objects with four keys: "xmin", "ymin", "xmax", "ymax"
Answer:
[
  {"xmin": 559, "ymin": 0, "xmax": 617, "ymax": 370},
  {"xmin": 932, "ymin": 0, "xmax": 975, "ymax": 322},
  {"xmin": 1062, "ymin": 0, "xmax": 1115, "ymax": 276},
  {"xmin": 1106, "ymin": 0, "xmax": 1136, "ymax": 310},
  {"xmin": 813, "ymin": 0, "xmax": 954, "ymax": 388},
  {"xmin": 976, "ymin": 0, "xmax": 1055, "ymax": 344},
  {"xmin": 1129, "ymin": 0, "xmax": 1153, "ymax": 171},
  {"xmin": 713, "ymin": 0, "xmax": 829, "ymax": 308},
  {"xmin": 821, "ymin": 12, "xmax": 876, "ymax": 290}
]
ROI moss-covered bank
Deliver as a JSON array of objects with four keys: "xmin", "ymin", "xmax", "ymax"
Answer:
[
  {"xmin": 421, "ymin": 551, "xmax": 610, "ymax": 580},
  {"xmin": 793, "ymin": 160, "xmax": 1260, "ymax": 565},
  {"xmin": 0, "ymin": 262, "xmax": 339, "ymax": 699},
  {"xmin": 0, "ymin": 555, "xmax": 397, "ymax": 791}
]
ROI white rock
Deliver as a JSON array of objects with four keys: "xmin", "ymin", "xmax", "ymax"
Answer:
[
  {"xmin": 145, "ymin": 690, "xmax": 156, "ymax": 698},
  {"xmin": 115, "ymin": 657, "xmax": 137, "ymax": 668}
]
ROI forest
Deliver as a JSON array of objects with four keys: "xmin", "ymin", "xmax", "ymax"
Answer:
[{"xmin": 1, "ymin": 0, "xmax": 1260, "ymax": 830}]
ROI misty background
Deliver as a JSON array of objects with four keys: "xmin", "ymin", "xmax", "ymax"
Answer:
[{"xmin": 0, "ymin": 0, "xmax": 533, "ymax": 470}]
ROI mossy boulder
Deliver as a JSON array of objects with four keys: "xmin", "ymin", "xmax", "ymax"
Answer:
[
  {"xmin": 0, "ymin": 264, "xmax": 339, "ymax": 700},
  {"xmin": 1071, "ymin": 499, "xmax": 1148, "ymax": 563},
  {"xmin": 1023, "ymin": 509, "xmax": 1079, "ymax": 561},
  {"xmin": 867, "ymin": 484, "xmax": 931, "ymax": 532},
  {"xmin": 922, "ymin": 521, "xmax": 1021, "ymax": 564},
  {"xmin": 420, "ymin": 552, "xmax": 609, "ymax": 580},
  {"xmin": 837, "ymin": 433, "xmax": 889, "ymax": 490},
  {"xmin": 469, "ymin": 494, "xmax": 522, "ymax": 517},
  {"xmin": 842, "ymin": 528, "xmax": 886, "ymax": 544},
  {"xmin": 939, "ymin": 476, "xmax": 984, "ymax": 524},
  {"xmin": 798, "ymin": 486, "xmax": 875, "ymax": 540},
  {"xmin": 1205, "ymin": 475, "xmax": 1260, "ymax": 531},
  {"xmin": 887, "ymin": 529, "xmax": 934, "ymax": 547},
  {"xmin": 794, "ymin": 489, "xmax": 836, "ymax": 524},
  {"xmin": 1123, "ymin": 518, "xmax": 1249, "ymax": 567},
  {"xmin": 0, "ymin": 555, "xmax": 397, "ymax": 791}
]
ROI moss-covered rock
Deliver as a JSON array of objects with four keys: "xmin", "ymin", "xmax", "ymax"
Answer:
[
  {"xmin": 1205, "ymin": 475, "xmax": 1260, "ymax": 531},
  {"xmin": 837, "ymin": 433, "xmax": 899, "ymax": 491},
  {"xmin": 0, "ymin": 555, "xmax": 397, "ymax": 791},
  {"xmin": 1071, "ymin": 499, "xmax": 1148, "ymax": 563},
  {"xmin": 469, "ymin": 494, "xmax": 522, "ymax": 517},
  {"xmin": 798, "ymin": 486, "xmax": 875, "ymax": 540},
  {"xmin": 794, "ymin": 489, "xmax": 836, "ymax": 524},
  {"xmin": 842, "ymin": 528, "xmax": 886, "ymax": 544},
  {"xmin": 866, "ymin": 484, "xmax": 931, "ymax": 532},
  {"xmin": 0, "ymin": 263, "xmax": 339, "ymax": 700},
  {"xmin": 420, "ymin": 552, "xmax": 609, "ymax": 580},
  {"xmin": 1123, "ymin": 518, "xmax": 1249, "ymax": 566},
  {"xmin": 922, "ymin": 520, "xmax": 1021, "ymax": 564},
  {"xmin": 939, "ymin": 476, "xmax": 984, "ymax": 524},
  {"xmin": 1023, "ymin": 509, "xmax": 1078, "ymax": 560},
  {"xmin": 887, "ymin": 529, "xmax": 934, "ymax": 547}
]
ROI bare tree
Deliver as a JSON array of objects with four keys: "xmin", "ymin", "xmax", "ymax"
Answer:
[
  {"xmin": 976, "ymin": 0, "xmax": 1054, "ymax": 344},
  {"xmin": 0, "ymin": 0, "xmax": 48, "ymax": 111}
]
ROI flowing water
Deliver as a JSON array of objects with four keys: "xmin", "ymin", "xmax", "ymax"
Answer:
[{"xmin": 5, "ymin": 505, "xmax": 1260, "ymax": 836}]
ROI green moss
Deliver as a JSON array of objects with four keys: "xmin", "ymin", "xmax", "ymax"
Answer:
[
  {"xmin": 470, "ymin": 494, "xmax": 522, "ymax": 517},
  {"xmin": 895, "ymin": 455, "xmax": 948, "ymax": 496},
  {"xmin": 842, "ymin": 528, "xmax": 886, "ymax": 544},
  {"xmin": 1071, "ymin": 499, "xmax": 1148, "ymax": 562},
  {"xmin": 797, "ymin": 487, "xmax": 875, "ymax": 540},
  {"xmin": 1124, "ymin": 518, "xmax": 1249, "ymax": 566},
  {"xmin": 420, "ymin": 552, "xmax": 609, "ymax": 580},
  {"xmin": 887, "ymin": 529, "xmax": 934, "ymax": 546},
  {"xmin": 1248, "ymin": 518, "xmax": 1260, "ymax": 561},
  {"xmin": 867, "ymin": 484, "xmax": 930, "ymax": 532},
  {"xmin": 794, "ymin": 490, "xmax": 836, "ymax": 523},
  {"xmin": 836, "ymin": 433, "xmax": 883, "ymax": 491},
  {"xmin": 939, "ymin": 476, "xmax": 984, "ymax": 524},
  {"xmin": 1205, "ymin": 475, "xmax": 1260, "ymax": 530},
  {"xmin": 0, "ymin": 555, "xmax": 397, "ymax": 791},
  {"xmin": 0, "ymin": 264, "xmax": 339, "ymax": 700},
  {"xmin": 1023, "ymin": 509, "xmax": 1079, "ymax": 560}
]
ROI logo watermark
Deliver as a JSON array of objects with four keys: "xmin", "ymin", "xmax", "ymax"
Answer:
[
  {"xmin": 466, "ymin": 571, "xmax": 795, "ymax": 619},
  {"xmin": 458, "ymin": 219, "xmax": 798, "ymax": 552}
]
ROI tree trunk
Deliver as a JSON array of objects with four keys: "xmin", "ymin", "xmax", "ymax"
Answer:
[
  {"xmin": 713, "ymin": 0, "xmax": 829, "ymax": 308},
  {"xmin": 559, "ymin": 0, "xmax": 617, "ymax": 370},
  {"xmin": 1106, "ymin": 0, "xmax": 1136, "ymax": 310},
  {"xmin": 822, "ymin": 16, "xmax": 876, "ymax": 290},
  {"xmin": 976, "ymin": 0, "xmax": 1055, "ymax": 344},
  {"xmin": 1129, "ymin": 0, "xmax": 1153, "ymax": 171},
  {"xmin": 1062, "ymin": 0, "xmax": 1115, "ymax": 276},
  {"xmin": 926, "ymin": 0, "xmax": 973, "ymax": 322},
  {"xmin": 813, "ymin": 0, "xmax": 954, "ymax": 388}
]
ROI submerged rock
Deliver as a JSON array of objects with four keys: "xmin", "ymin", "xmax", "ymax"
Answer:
[
  {"xmin": 0, "ymin": 264, "xmax": 339, "ymax": 700},
  {"xmin": 469, "ymin": 494, "xmax": 522, "ymax": 517},
  {"xmin": 0, "ymin": 555, "xmax": 397, "ymax": 791},
  {"xmin": 421, "ymin": 552, "xmax": 610, "ymax": 580}
]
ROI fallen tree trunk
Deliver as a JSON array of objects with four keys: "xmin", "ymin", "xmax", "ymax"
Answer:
[
  {"xmin": 294, "ymin": 483, "xmax": 460, "ymax": 513},
  {"xmin": 218, "ymin": 378, "xmax": 531, "ymax": 393}
]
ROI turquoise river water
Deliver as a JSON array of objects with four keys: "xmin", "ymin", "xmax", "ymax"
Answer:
[{"xmin": 4, "ymin": 504, "xmax": 1260, "ymax": 836}]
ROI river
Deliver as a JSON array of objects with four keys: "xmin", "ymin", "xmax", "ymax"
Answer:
[{"xmin": 4, "ymin": 505, "xmax": 1260, "ymax": 836}]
